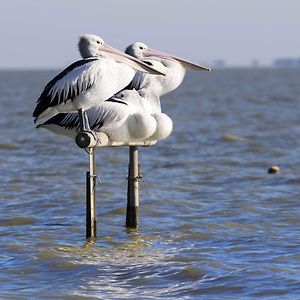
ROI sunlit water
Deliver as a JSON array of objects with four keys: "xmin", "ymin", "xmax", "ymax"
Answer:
[{"xmin": 0, "ymin": 69, "xmax": 300, "ymax": 299}]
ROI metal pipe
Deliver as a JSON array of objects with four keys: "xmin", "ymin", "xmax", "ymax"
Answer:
[
  {"xmin": 86, "ymin": 147, "xmax": 96, "ymax": 238},
  {"xmin": 126, "ymin": 146, "xmax": 140, "ymax": 228}
]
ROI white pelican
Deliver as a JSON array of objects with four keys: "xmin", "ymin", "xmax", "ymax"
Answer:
[
  {"xmin": 122, "ymin": 42, "xmax": 210, "ymax": 140},
  {"xmin": 32, "ymin": 35, "xmax": 165, "ymax": 135},
  {"xmin": 37, "ymin": 88, "xmax": 172, "ymax": 142},
  {"xmin": 124, "ymin": 42, "xmax": 211, "ymax": 140},
  {"xmin": 125, "ymin": 42, "xmax": 211, "ymax": 99},
  {"xmin": 37, "ymin": 90, "xmax": 157, "ymax": 143}
]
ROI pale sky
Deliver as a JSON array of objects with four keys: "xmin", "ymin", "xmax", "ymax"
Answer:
[{"xmin": 0, "ymin": 0, "xmax": 299, "ymax": 69}]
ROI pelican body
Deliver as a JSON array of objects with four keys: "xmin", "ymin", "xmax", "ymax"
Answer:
[{"xmin": 38, "ymin": 90, "xmax": 158, "ymax": 143}]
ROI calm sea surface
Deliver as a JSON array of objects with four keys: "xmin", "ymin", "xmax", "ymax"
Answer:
[{"xmin": 0, "ymin": 69, "xmax": 300, "ymax": 299}]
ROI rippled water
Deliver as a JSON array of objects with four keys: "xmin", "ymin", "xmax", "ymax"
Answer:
[{"xmin": 0, "ymin": 69, "xmax": 300, "ymax": 299}]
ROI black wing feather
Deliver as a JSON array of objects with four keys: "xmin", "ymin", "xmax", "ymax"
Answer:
[
  {"xmin": 33, "ymin": 58, "xmax": 98, "ymax": 121},
  {"xmin": 39, "ymin": 110, "xmax": 105, "ymax": 131},
  {"xmin": 39, "ymin": 113, "xmax": 80, "ymax": 130}
]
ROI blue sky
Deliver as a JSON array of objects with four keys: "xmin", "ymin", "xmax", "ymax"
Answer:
[{"xmin": 0, "ymin": 0, "xmax": 299, "ymax": 68}]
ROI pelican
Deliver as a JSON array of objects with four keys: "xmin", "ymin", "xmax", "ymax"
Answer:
[
  {"xmin": 32, "ymin": 35, "xmax": 165, "ymax": 135},
  {"xmin": 37, "ymin": 88, "xmax": 173, "ymax": 142},
  {"xmin": 125, "ymin": 42, "xmax": 210, "ymax": 99},
  {"xmin": 122, "ymin": 42, "xmax": 210, "ymax": 140},
  {"xmin": 37, "ymin": 90, "xmax": 157, "ymax": 143}
]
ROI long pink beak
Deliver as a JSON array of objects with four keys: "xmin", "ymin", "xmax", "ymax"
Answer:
[
  {"xmin": 101, "ymin": 44, "xmax": 166, "ymax": 76},
  {"xmin": 143, "ymin": 48, "xmax": 211, "ymax": 71}
]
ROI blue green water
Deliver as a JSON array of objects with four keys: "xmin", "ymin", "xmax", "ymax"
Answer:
[{"xmin": 0, "ymin": 69, "xmax": 300, "ymax": 299}]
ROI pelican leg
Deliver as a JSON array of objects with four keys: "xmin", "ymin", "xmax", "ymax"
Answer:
[
  {"xmin": 78, "ymin": 108, "xmax": 100, "ymax": 143},
  {"xmin": 78, "ymin": 108, "xmax": 92, "ymax": 131},
  {"xmin": 78, "ymin": 108, "xmax": 86, "ymax": 132},
  {"xmin": 83, "ymin": 110, "xmax": 92, "ymax": 131}
]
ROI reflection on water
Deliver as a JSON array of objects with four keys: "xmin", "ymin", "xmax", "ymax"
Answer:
[{"xmin": 0, "ymin": 69, "xmax": 300, "ymax": 299}]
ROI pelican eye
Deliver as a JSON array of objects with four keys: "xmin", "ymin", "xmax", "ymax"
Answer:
[
  {"xmin": 143, "ymin": 61, "xmax": 153, "ymax": 66},
  {"xmin": 120, "ymin": 94, "xmax": 124, "ymax": 98},
  {"xmin": 139, "ymin": 46, "xmax": 144, "ymax": 50},
  {"xmin": 96, "ymin": 41, "xmax": 101, "ymax": 44}
]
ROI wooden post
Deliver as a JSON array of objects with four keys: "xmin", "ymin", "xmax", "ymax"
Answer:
[
  {"xmin": 126, "ymin": 146, "xmax": 140, "ymax": 228},
  {"xmin": 86, "ymin": 146, "xmax": 96, "ymax": 239}
]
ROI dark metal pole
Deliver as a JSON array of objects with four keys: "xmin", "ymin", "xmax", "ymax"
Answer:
[
  {"xmin": 86, "ymin": 147, "xmax": 96, "ymax": 239},
  {"xmin": 126, "ymin": 146, "xmax": 140, "ymax": 228}
]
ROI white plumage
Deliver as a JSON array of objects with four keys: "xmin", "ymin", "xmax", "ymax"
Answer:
[
  {"xmin": 125, "ymin": 42, "xmax": 210, "ymax": 101},
  {"xmin": 33, "ymin": 35, "xmax": 164, "ymax": 133},
  {"xmin": 124, "ymin": 42, "xmax": 210, "ymax": 140},
  {"xmin": 38, "ymin": 90, "xmax": 157, "ymax": 143}
]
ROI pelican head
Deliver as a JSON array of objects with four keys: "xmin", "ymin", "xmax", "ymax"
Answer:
[
  {"xmin": 125, "ymin": 42, "xmax": 148, "ymax": 60},
  {"xmin": 126, "ymin": 42, "xmax": 211, "ymax": 72},
  {"xmin": 112, "ymin": 89, "xmax": 141, "ymax": 102},
  {"xmin": 78, "ymin": 34, "xmax": 105, "ymax": 58}
]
